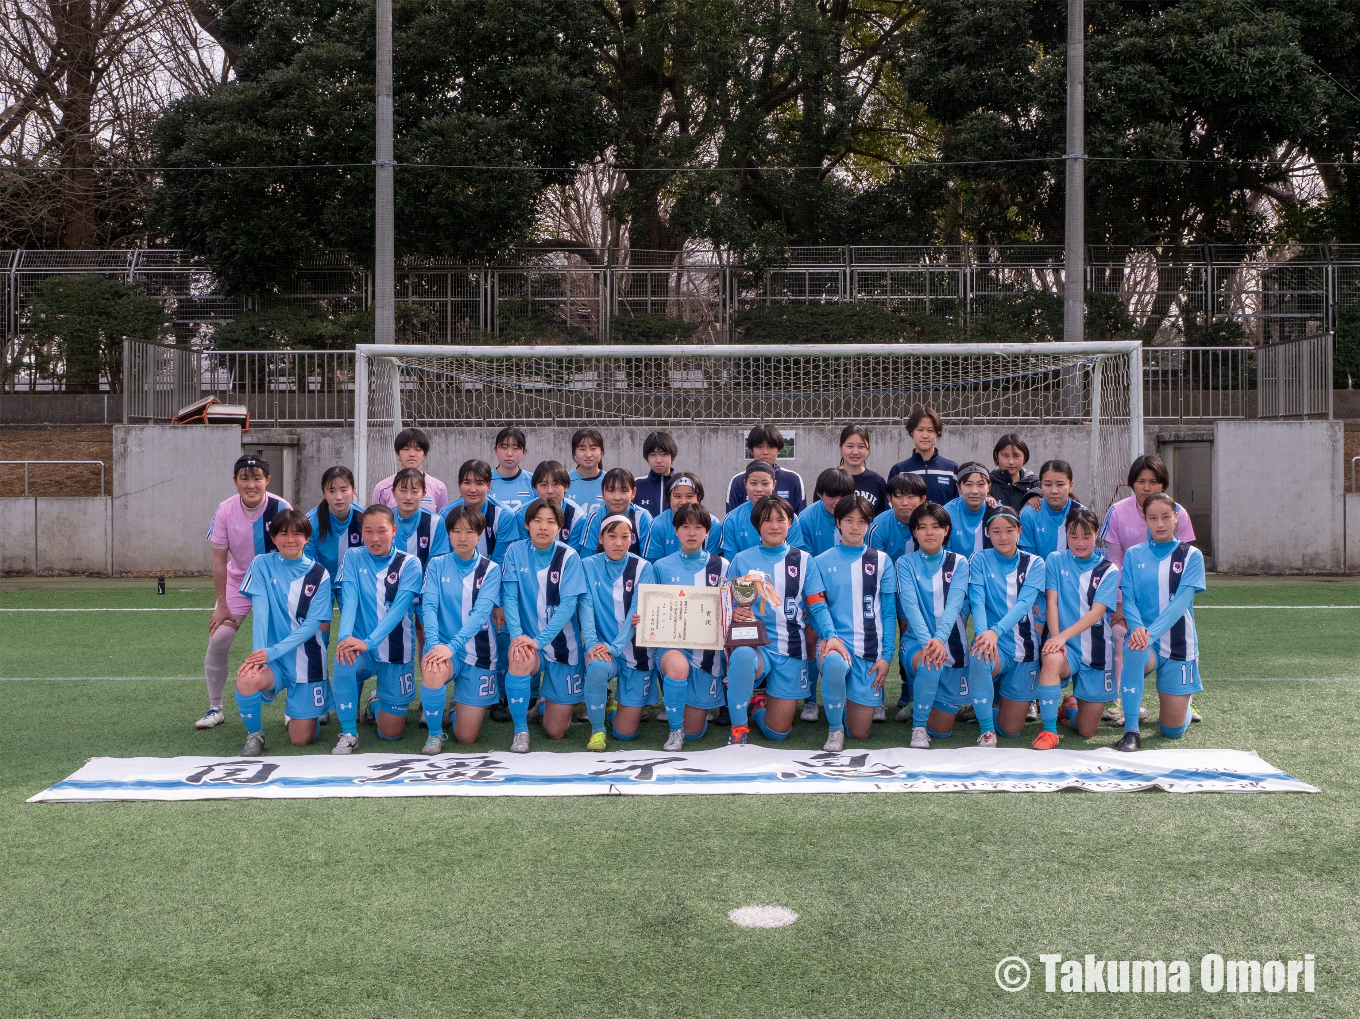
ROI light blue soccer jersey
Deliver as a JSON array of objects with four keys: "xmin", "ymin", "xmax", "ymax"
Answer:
[
  {"xmin": 304, "ymin": 505, "xmax": 364, "ymax": 594},
  {"xmin": 581, "ymin": 502, "xmax": 652, "ymax": 559},
  {"xmin": 652, "ymin": 548, "xmax": 730, "ymax": 676},
  {"xmin": 795, "ymin": 501, "xmax": 840, "ymax": 557},
  {"xmin": 720, "ymin": 501, "xmax": 808, "ymax": 561},
  {"xmin": 805, "ymin": 544, "xmax": 897, "ymax": 662},
  {"xmin": 580, "ymin": 552, "xmax": 655, "ymax": 670},
  {"xmin": 728, "ymin": 542, "xmax": 814, "ymax": 659},
  {"xmin": 440, "ymin": 495, "xmax": 525, "ymax": 566},
  {"xmin": 943, "ymin": 497, "xmax": 990, "ymax": 557},
  {"xmin": 517, "ymin": 497, "xmax": 589, "ymax": 553},
  {"xmin": 1119, "ymin": 539, "xmax": 1206, "ymax": 662},
  {"xmin": 419, "ymin": 551, "xmax": 501, "ymax": 670},
  {"xmin": 1019, "ymin": 498, "xmax": 1084, "ymax": 559},
  {"xmin": 394, "ymin": 506, "xmax": 451, "ymax": 571},
  {"xmin": 567, "ymin": 469, "xmax": 605, "ymax": 516},
  {"xmin": 490, "ymin": 468, "xmax": 536, "ymax": 515},
  {"xmin": 502, "ymin": 540, "xmax": 588, "ymax": 665},
  {"xmin": 895, "ymin": 549, "xmax": 971, "ymax": 667},
  {"xmin": 337, "ymin": 545, "xmax": 423, "ymax": 664},
  {"xmin": 1045, "ymin": 549, "xmax": 1120, "ymax": 670},
  {"xmin": 868, "ymin": 508, "xmax": 916, "ymax": 561},
  {"xmin": 239, "ymin": 552, "xmax": 332, "ymax": 683},
  {"xmin": 643, "ymin": 507, "xmax": 723, "ymax": 562},
  {"xmin": 966, "ymin": 547, "xmax": 1045, "ymax": 662}
]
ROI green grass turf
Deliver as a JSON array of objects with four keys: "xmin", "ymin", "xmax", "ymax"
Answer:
[{"xmin": 1, "ymin": 576, "xmax": 1358, "ymax": 1017}]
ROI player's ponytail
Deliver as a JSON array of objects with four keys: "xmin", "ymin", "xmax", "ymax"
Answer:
[{"xmin": 316, "ymin": 466, "xmax": 357, "ymax": 541}]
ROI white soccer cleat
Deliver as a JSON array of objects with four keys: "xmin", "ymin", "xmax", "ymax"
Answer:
[
  {"xmin": 909, "ymin": 726, "xmax": 931, "ymax": 749},
  {"xmin": 331, "ymin": 732, "xmax": 359, "ymax": 755},
  {"xmin": 663, "ymin": 729, "xmax": 686, "ymax": 752},
  {"xmin": 420, "ymin": 734, "xmax": 445, "ymax": 756},
  {"xmin": 872, "ymin": 704, "xmax": 887, "ymax": 722},
  {"xmin": 194, "ymin": 708, "xmax": 225, "ymax": 730},
  {"xmin": 800, "ymin": 701, "xmax": 820, "ymax": 723},
  {"xmin": 510, "ymin": 731, "xmax": 531, "ymax": 754},
  {"xmin": 1026, "ymin": 701, "xmax": 1039, "ymax": 722},
  {"xmin": 977, "ymin": 730, "xmax": 998, "ymax": 748},
  {"xmin": 653, "ymin": 705, "xmax": 669, "ymax": 723},
  {"xmin": 283, "ymin": 713, "xmax": 293, "ymax": 727},
  {"xmin": 241, "ymin": 732, "xmax": 265, "ymax": 757},
  {"xmin": 894, "ymin": 705, "xmax": 910, "ymax": 723},
  {"xmin": 823, "ymin": 729, "xmax": 845, "ymax": 753}
]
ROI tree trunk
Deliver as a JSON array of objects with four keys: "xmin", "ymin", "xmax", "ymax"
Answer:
[{"xmin": 53, "ymin": 0, "xmax": 101, "ymax": 249}]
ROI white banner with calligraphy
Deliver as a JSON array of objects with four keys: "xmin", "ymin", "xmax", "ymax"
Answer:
[{"xmin": 28, "ymin": 746, "xmax": 1316, "ymax": 802}]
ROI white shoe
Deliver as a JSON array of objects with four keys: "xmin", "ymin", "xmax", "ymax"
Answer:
[
  {"xmin": 241, "ymin": 731, "xmax": 265, "ymax": 757},
  {"xmin": 420, "ymin": 734, "xmax": 445, "ymax": 756},
  {"xmin": 195, "ymin": 708, "xmax": 225, "ymax": 729},
  {"xmin": 1026, "ymin": 701, "xmax": 1039, "ymax": 722},
  {"xmin": 331, "ymin": 732, "xmax": 359, "ymax": 755},
  {"xmin": 510, "ymin": 731, "xmax": 531, "ymax": 754},
  {"xmin": 977, "ymin": 730, "xmax": 998, "ymax": 748},
  {"xmin": 894, "ymin": 705, "xmax": 910, "ymax": 723},
  {"xmin": 284, "ymin": 713, "xmax": 293, "ymax": 727},
  {"xmin": 663, "ymin": 729, "xmax": 686, "ymax": 751},
  {"xmin": 653, "ymin": 705, "xmax": 669, "ymax": 723},
  {"xmin": 823, "ymin": 729, "xmax": 845, "ymax": 752},
  {"xmin": 1190, "ymin": 710, "xmax": 1203, "ymax": 723},
  {"xmin": 872, "ymin": 704, "xmax": 886, "ymax": 722},
  {"xmin": 800, "ymin": 701, "xmax": 820, "ymax": 723},
  {"xmin": 1139, "ymin": 706, "xmax": 1150, "ymax": 721},
  {"xmin": 910, "ymin": 726, "xmax": 931, "ymax": 749},
  {"xmin": 526, "ymin": 700, "xmax": 543, "ymax": 724}
]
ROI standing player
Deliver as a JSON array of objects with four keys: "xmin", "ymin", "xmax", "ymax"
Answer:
[
  {"xmin": 1035, "ymin": 507, "xmax": 1119, "ymax": 748},
  {"xmin": 441, "ymin": 459, "xmax": 525, "ymax": 567},
  {"xmin": 963, "ymin": 506, "xmax": 1046, "ymax": 745},
  {"xmin": 888, "ymin": 407, "xmax": 958, "ymax": 505},
  {"xmin": 526, "ymin": 460, "xmax": 589, "ymax": 552},
  {"xmin": 418, "ymin": 506, "xmax": 502, "ymax": 752},
  {"xmin": 330, "ymin": 505, "xmax": 423, "ymax": 754},
  {"xmin": 1020, "ymin": 459, "xmax": 1084, "ymax": 559},
  {"xmin": 725, "ymin": 496, "xmax": 813, "ymax": 745},
  {"xmin": 634, "ymin": 430, "xmax": 679, "ymax": 518},
  {"xmin": 370, "ymin": 427, "xmax": 448, "ymax": 513},
  {"xmin": 804, "ymin": 496, "xmax": 896, "ymax": 751},
  {"xmin": 502, "ymin": 498, "xmax": 587, "ymax": 751},
  {"xmin": 837, "ymin": 425, "xmax": 886, "ymax": 511},
  {"xmin": 724, "ymin": 424, "xmax": 805, "ymax": 513},
  {"xmin": 579, "ymin": 515, "xmax": 656, "ymax": 750},
  {"xmin": 652, "ymin": 503, "xmax": 729, "ymax": 749},
  {"xmin": 1113, "ymin": 493, "xmax": 1206, "ymax": 751},
  {"xmin": 643, "ymin": 473, "xmax": 721, "ymax": 561},
  {"xmin": 944, "ymin": 462, "xmax": 993, "ymax": 556},
  {"xmin": 567, "ymin": 427, "xmax": 606, "ymax": 514},
  {"xmin": 721, "ymin": 461, "xmax": 806, "ymax": 560},
  {"xmin": 491, "ymin": 426, "xmax": 535, "ymax": 513},
  {"xmin": 233, "ymin": 509, "xmax": 332, "ymax": 755},
  {"xmin": 199, "ymin": 454, "xmax": 290, "ymax": 730},
  {"xmin": 581, "ymin": 468, "xmax": 653, "ymax": 557},
  {"xmin": 989, "ymin": 433, "xmax": 1041, "ymax": 512},
  {"xmin": 305, "ymin": 466, "xmax": 363, "ymax": 601}
]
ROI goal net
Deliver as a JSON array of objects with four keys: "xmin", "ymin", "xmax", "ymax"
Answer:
[{"xmin": 356, "ymin": 342, "xmax": 1142, "ymax": 516}]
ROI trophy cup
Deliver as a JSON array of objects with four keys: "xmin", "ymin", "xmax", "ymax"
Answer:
[{"xmin": 722, "ymin": 572, "xmax": 773, "ymax": 651}]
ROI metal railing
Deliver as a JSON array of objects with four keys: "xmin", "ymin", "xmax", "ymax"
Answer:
[
  {"xmin": 1257, "ymin": 332, "xmax": 1333, "ymax": 418},
  {"xmin": 0, "ymin": 460, "xmax": 106, "ymax": 496}
]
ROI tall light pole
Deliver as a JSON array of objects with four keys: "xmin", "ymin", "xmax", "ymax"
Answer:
[
  {"xmin": 374, "ymin": 0, "xmax": 395, "ymax": 344},
  {"xmin": 1064, "ymin": 0, "xmax": 1084, "ymax": 344}
]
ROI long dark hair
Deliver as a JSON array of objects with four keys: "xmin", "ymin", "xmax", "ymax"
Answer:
[{"xmin": 315, "ymin": 466, "xmax": 356, "ymax": 541}]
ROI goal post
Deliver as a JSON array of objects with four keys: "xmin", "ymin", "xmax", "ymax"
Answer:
[{"xmin": 354, "ymin": 342, "xmax": 1143, "ymax": 515}]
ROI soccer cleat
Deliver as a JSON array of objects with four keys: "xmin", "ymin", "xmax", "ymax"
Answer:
[
  {"xmin": 527, "ymin": 699, "xmax": 543, "ymax": 724},
  {"xmin": 586, "ymin": 732, "xmax": 607, "ymax": 752},
  {"xmin": 360, "ymin": 691, "xmax": 378, "ymax": 725},
  {"xmin": 749, "ymin": 691, "xmax": 768, "ymax": 716},
  {"xmin": 823, "ymin": 729, "xmax": 845, "ymax": 753},
  {"xmin": 442, "ymin": 707, "xmax": 454, "ymax": 730},
  {"xmin": 1190, "ymin": 709, "xmax": 1203, "ymax": 723},
  {"xmin": 318, "ymin": 712, "xmax": 330, "ymax": 726},
  {"xmin": 894, "ymin": 705, "xmax": 910, "ymax": 723},
  {"xmin": 283, "ymin": 713, "xmax": 293, "ymax": 726},
  {"xmin": 909, "ymin": 726, "xmax": 931, "ymax": 749},
  {"xmin": 1026, "ymin": 701, "xmax": 1039, "ymax": 722},
  {"xmin": 956, "ymin": 704, "xmax": 976, "ymax": 723},
  {"xmin": 194, "ymin": 708, "xmax": 225, "ymax": 730},
  {"xmin": 1101, "ymin": 704, "xmax": 1123, "ymax": 724},
  {"xmin": 873, "ymin": 704, "xmax": 887, "ymax": 722},
  {"xmin": 331, "ymin": 732, "xmax": 359, "ymax": 755},
  {"xmin": 1059, "ymin": 695, "xmax": 1078, "ymax": 726},
  {"xmin": 241, "ymin": 732, "xmax": 265, "ymax": 757},
  {"xmin": 663, "ymin": 729, "xmax": 686, "ymax": 751},
  {"xmin": 727, "ymin": 725, "xmax": 750, "ymax": 746},
  {"xmin": 1113, "ymin": 730, "xmax": 1142, "ymax": 752},
  {"xmin": 510, "ymin": 731, "xmax": 531, "ymax": 754},
  {"xmin": 1032, "ymin": 730, "xmax": 1060, "ymax": 751},
  {"xmin": 977, "ymin": 730, "xmax": 998, "ymax": 748},
  {"xmin": 800, "ymin": 700, "xmax": 820, "ymax": 723},
  {"xmin": 714, "ymin": 705, "xmax": 731, "ymax": 726},
  {"xmin": 420, "ymin": 734, "xmax": 445, "ymax": 756},
  {"xmin": 653, "ymin": 704, "xmax": 668, "ymax": 723},
  {"xmin": 573, "ymin": 704, "xmax": 590, "ymax": 723},
  {"xmin": 490, "ymin": 703, "xmax": 511, "ymax": 723},
  {"xmin": 605, "ymin": 694, "xmax": 619, "ymax": 717}
]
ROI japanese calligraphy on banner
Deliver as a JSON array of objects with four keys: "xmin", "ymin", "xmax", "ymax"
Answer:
[{"xmin": 28, "ymin": 747, "xmax": 1316, "ymax": 802}]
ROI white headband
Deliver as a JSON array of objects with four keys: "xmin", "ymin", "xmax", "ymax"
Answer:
[
  {"xmin": 669, "ymin": 476, "xmax": 696, "ymax": 490},
  {"xmin": 600, "ymin": 513, "xmax": 633, "ymax": 532}
]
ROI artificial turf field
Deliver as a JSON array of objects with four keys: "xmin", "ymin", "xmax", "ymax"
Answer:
[{"xmin": 2, "ymin": 575, "xmax": 1357, "ymax": 1017}]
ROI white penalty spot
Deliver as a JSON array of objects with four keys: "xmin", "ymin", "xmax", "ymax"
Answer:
[{"xmin": 728, "ymin": 905, "xmax": 798, "ymax": 928}]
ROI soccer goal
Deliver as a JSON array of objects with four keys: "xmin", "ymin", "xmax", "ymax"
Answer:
[{"xmin": 354, "ymin": 342, "xmax": 1143, "ymax": 514}]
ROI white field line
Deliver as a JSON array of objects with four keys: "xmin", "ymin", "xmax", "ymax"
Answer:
[{"xmin": 0, "ymin": 607, "xmax": 211, "ymax": 612}]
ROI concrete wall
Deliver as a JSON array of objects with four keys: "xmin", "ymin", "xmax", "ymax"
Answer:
[
  {"xmin": 1213, "ymin": 420, "xmax": 1344, "ymax": 574},
  {"xmin": 0, "ymin": 497, "xmax": 110, "ymax": 573},
  {"xmin": 0, "ymin": 498, "xmax": 37, "ymax": 572},
  {"xmin": 1347, "ymin": 494, "xmax": 1360, "ymax": 572},
  {"xmin": 0, "ymin": 393, "xmax": 119, "ymax": 425}
]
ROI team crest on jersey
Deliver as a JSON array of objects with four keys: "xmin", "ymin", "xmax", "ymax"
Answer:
[
  {"xmin": 625, "ymin": 579, "xmax": 634, "ymax": 592},
  {"xmin": 788, "ymin": 565, "xmax": 798, "ymax": 578},
  {"xmin": 708, "ymin": 573, "xmax": 719, "ymax": 585},
  {"xmin": 419, "ymin": 536, "xmax": 428, "ymax": 548},
  {"xmin": 865, "ymin": 562, "xmax": 875, "ymax": 575},
  {"xmin": 943, "ymin": 571, "xmax": 954, "ymax": 582},
  {"xmin": 387, "ymin": 571, "xmax": 398, "ymax": 584},
  {"xmin": 350, "ymin": 533, "xmax": 361, "ymax": 544},
  {"xmin": 304, "ymin": 583, "xmax": 316, "ymax": 597},
  {"xmin": 1172, "ymin": 561, "xmax": 1183, "ymax": 574},
  {"xmin": 550, "ymin": 570, "xmax": 560, "ymax": 584}
]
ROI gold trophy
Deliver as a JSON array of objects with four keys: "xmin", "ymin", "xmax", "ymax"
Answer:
[{"xmin": 722, "ymin": 571, "xmax": 775, "ymax": 651}]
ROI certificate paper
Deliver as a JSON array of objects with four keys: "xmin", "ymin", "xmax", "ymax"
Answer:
[{"xmin": 633, "ymin": 584, "xmax": 725, "ymax": 651}]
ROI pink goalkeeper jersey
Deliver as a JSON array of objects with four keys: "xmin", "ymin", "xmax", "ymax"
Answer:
[
  {"xmin": 207, "ymin": 492, "xmax": 292, "ymax": 614},
  {"xmin": 1099, "ymin": 495, "xmax": 1195, "ymax": 567},
  {"xmin": 371, "ymin": 472, "xmax": 449, "ymax": 514}
]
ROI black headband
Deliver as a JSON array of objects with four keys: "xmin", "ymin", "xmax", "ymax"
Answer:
[{"xmin": 233, "ymin": 454, "xmax": 270, "ymax": 476}]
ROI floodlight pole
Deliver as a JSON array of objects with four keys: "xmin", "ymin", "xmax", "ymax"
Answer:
[
  {"xmin": 1064, "ymin": 0, "xmax": 1084, "ymax": 344},
  {"xmin": 374, "ymin": 0, "xmax": 395, "ymax": 345}
]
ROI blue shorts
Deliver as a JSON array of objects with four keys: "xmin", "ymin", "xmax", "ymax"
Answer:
[
  {"xmin": 260, "ymin": 673, "xmax": 331, "ymax": 720},
  {"xmin": 452, "ymin": 662, "xmax": 500, "ymax": 706},
  {"xmin": 539, "ymin": 659, "xmax": 585, "ymax": 705},
  {"xmin": 614, "ymin": 664, "xmax": 656, "ymax": 708},
  {"xmin": 342, "ymin": 651, "xmax": 417, "ymax": 715},
  {"xmin": 1150, "ymin": 653, "xmax": 1202, "ymax": 695},
  {"xmin": 686, "ymin": 665, "xmax": 726, "ymax": 709},
  {"xmin": 755, "ymin": 649, "xmax": 811, "ymax": 701},
  {"xmin": 997, "ymin": 659, "xmax": 1041, "ymax": 702},
  {"xmin": 932, "ymin": 666, "xmax": 970, "ymax": 704},
  {"xmin": 832, "ymin": 654, "xmax": 882, "ymax": 708},
  {"xmin": 1066, "ymin": 648, "xmax": 1117, "ymax": 702}
]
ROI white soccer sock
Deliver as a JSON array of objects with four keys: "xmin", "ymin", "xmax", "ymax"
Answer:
[{"xmin": 204, "ymin": 624, "xmax": 239, "ymax": 711}]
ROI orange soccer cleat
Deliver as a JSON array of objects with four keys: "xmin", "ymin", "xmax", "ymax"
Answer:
[{"xmin": 1031, "ymin": 730, "xmax": 1060, "ymax": 751}]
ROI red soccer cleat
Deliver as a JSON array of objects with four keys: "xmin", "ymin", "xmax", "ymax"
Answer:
[{"xmin": 1032, "ymin": 730, "xmax": 1060, "ymax": 751}]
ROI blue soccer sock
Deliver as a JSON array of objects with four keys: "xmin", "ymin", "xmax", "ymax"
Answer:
[
  {"xmin": 820, "ymin": 653, "xmax": 848, "ymax": 734},
  {"xmin": 966, "ymin": 653, "xmax": 996, "ymax": 734},
  {"xmin": 912, "ymin": 664, "xmax": 944, "ymax": 727},
  {"xmin": 684, "ymin": 720, "xmax": 708, "ymax": 741},
  {"xmin": 584, "ymin": 660, "xmax": 611, "ymax": 735},
  {"xmin": 752, "ymin": 706, "xmax": 790, "ymax": 740},
  {"xmin": 332, "ymin": 662, "xmax": 360, "ymax": 736},
  {"xmin": 506, "ymin": 672, "xmax": 532, "ymax": 734},
  {"xmin": 726, "ymin": 647, "xmax": 759, "ymax": 729},
  {"xmin": 1159, "ymin": 717, "xmax": 1190, "ymax": 739},
  {"xmin": 1119, "ymin": 647, "xmax": 1150, "ymax": 734},
  {"xmin": 419, "ymin": 683, "xmax": 447, "ymax": 737},
  {"xmin": 1037, "ymin": 683, "xmax": 1062, "ymax": 734},
  {"xmin": 662, "ymin": 675, "xmax": 687, "ymax": 732},
  {"xmin": 234, "ymin": 689, "xmax": 263, "ymax": 734},
  {"xmin": 610, "ymin": 724, "xmax": 640, "ymax": 740}
]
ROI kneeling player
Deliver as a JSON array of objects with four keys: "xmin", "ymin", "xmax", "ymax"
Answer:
[
  {"xmin": 652, "ymin": 503, "xmax": 729, "ymax": 750},
  {"xmin": 418, "ymin": 506, "xmax": 502, "ymax": 752},
  {"xmin": 1034, "ymin": 507, "xmax": 1119, "ymax": 748},
  {"xmin": 1113, "ymin": 493, "xmax": 1206, "ymax": 751},
  {"xmin": 805, "ymin": 496, "xmax": 896, "ymax": 751},
  {"xmin": 580, "ymin": 515, "xmax": 656, "ymax": 751},
  {"xmin": 502, "ymin": 499, "xmax": 587, "ymax": 751},
  {"xmin": 330, "ymin": 506, "xmax": 423, "ymax": 753},
  {"xmin": 234, "ymin": 509, "xmax": 332, "ymax": 754},
  {"xmin": 963, "ymin": 506, "xmax": 1046, "ymax": 746}
]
